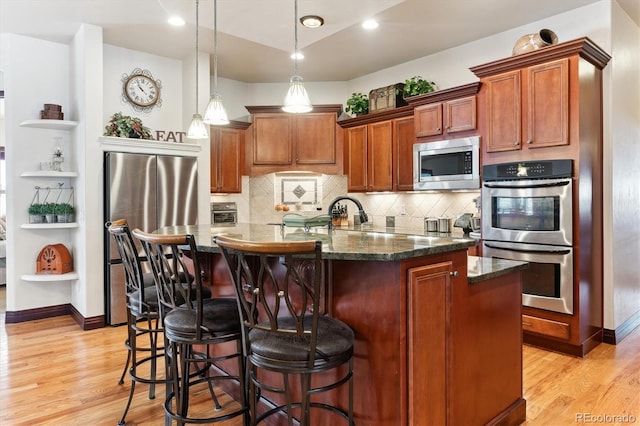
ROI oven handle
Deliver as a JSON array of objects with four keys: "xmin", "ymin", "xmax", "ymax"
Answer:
[
  {"xmin": 482, "ymin": 178, "xmax": 571, "ymax": 189},
  {"xmin": 484, "ymin": 241, "xmax": 572, "ymax": 255}
]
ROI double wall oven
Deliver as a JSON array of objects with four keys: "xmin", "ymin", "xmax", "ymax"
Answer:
[{"xmin": 482, "ymin": 160, "xmax": 574, "ymax": 314}]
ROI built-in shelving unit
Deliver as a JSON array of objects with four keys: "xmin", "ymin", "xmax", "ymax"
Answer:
[
  {"xmin": 21, "ymin": 272, "xmax": 79, "ymax": 282},
  {"xmin": 19, "ymin": 118, "xmax": 79, "ymax": 283}
]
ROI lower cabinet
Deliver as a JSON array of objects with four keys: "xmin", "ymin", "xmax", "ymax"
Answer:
[{"xmin": 210, "ymin": 122, "xmax": 250, "ymax": 193}]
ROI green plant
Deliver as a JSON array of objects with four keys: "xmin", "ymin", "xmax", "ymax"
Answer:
[
  {"xmin": 55, "ymin": 203, "xmax": 74, "ymax": 215},
  {"xmin": 28, "ymin": 203, "xmax": 45, "ymax": 215},
  {"xmin": 345, "ymin": 92, "xmax": 369, "ymax": 116},
  {"xmin": 104, "ymin": 112, "xmax": 154, "ymax": 139},
  {"xmin": 402, "ymin": 76, "xmax": 437, "ymax": 97},
  {"xmin": 43, "ymin": 203, "xmax": 58, "ymax": 215}
]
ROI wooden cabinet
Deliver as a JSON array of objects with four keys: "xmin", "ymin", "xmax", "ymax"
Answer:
[
  {"xmin": 393, "ymin": 116, "xmax": 416, "ymax": 191},
  {"xmin": 345, "ymin": 120, "xmax": 394, "ymax": 192},
  {"xmin": 484, "ymin": 58, "xmax": 569, "ymax": 153},
  {"xmin": 245, "ymin": 105, "xmax": 342, "ymax": 175},
  {"xmin": 414, "ymin": 96, "xmax": 477, "ymax": 138},
  {"xmin": 471, "ymin": 37, "xmax": 611, "ymax": 356},
  {"xmin": 210, "ymin": 121, "xmax": 250, "ymax": 193}
]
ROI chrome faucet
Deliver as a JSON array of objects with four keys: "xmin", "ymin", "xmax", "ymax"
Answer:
[{"xmin": 327, "ymin": 196, "xmax": 369, "ymax": 225}]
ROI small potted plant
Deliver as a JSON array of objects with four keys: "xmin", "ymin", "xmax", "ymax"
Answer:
[
  {"xmin": 55, "ymin": 203, "xmax": 75, "ymax": 223},
  {"xmin": 43, "ymin": 202, "xmax": 58, "ymax": 223},
  {"xmin": 28, "ymin": 203, "xmax": 45, "ymax": 223},
  {"xmin": 104, "ymin": 112, "xmax": 154, "ymax": 139},
  {"xmin": 402, "ymin": 76, "xmax": 437, "ymax": 98},
  {"xmin": 345, "ymin": 92, "xmax": 369, "ymax": 117}
]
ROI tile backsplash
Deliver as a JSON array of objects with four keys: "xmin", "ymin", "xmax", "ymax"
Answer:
[{"xmin": 211, "ymin": 173, "xmax": 481, "ymax": 229}]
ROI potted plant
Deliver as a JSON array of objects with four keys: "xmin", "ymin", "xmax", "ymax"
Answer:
[
  {"xmin": 402, "ymin": 76, "xmax": 437, "ymax": 98},
  {"xmin": 28, "ymin": 203, "xmax": 45, "ymax": 223},
  {"xmin": 345, "ymin": 92, "xmax": 369, "ymax": 116},
  {"xmin": 55, "ymin": 203, "xmax": 75, "ymax": 223},
  {"xmin": 43, "ymin": 202, "xmax": 58, "ymax": 223},
  {"xmin": 104, "ymin": 112, "xmax": 154, "ymax": 139}
]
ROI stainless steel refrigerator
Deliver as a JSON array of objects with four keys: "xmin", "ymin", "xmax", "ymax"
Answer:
[{"xmin": 104, "ymin": 152, "xmax": 198, "ymax": 325}]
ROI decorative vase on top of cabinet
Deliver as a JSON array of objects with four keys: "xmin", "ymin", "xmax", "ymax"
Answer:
[{"xmin": 18, "ymin": 118, "xmax": 80, "ymax": 281}]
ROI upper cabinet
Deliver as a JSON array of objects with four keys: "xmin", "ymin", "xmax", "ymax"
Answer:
[
  {"xmin": 406, "ymin": 82, "xmax": 481, "ymax": 142},
  {"xmin": 210, "ymin": 121, "xmax": 250, "ymax": 193},
  {"xmin": 414, "ymin": 96, "xmax": 477, "ymax": 138},
  {"xmin": 482, "ymin": 58, "xmax": 569, "ymax": 153},
  {"xmin": 470, "ymin": 37, "xmax": 611, "ymax": 165},
  {"xmin": 245, "ymin": 105, "xmax": 343, "ymax": 176}
]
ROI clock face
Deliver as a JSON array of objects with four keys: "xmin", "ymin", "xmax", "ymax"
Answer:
[{"xmin": 124, "ymin": 74, "xmax": 159, "ymax": 107}]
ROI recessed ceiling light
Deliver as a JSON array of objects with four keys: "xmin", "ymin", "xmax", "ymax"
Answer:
[
  {"xmin": 300, "ymin": 15, "xmax": 324, "ymax": 28},
  {"xmin": 168, "ymin": 15, "xmax": 185, "ymax": 26},
  {"xmin": 362, "ymin": 19, "xmax": 379, "ymax": 30},
  {"xmin": 290, "ymin": 52, "xmax": 305, "ymax": 60}
]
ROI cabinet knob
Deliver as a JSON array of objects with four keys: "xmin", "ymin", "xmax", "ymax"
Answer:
[
  {"xmin": 514, "ymin": 141, "xmax": 519, "ymax": 146},
  {"xmin": 436, "ymin": 127, "xmax": 441, "ymax": 132},
  {"xmin": 450, "ymin": 271, "xmax": 459, "ymax": 278},
  {"xmin": 526, "ymin": 140, "xmax": 532, "ymax": 144}
]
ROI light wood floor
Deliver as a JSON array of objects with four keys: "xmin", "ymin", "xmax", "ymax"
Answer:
[{"xmin": 1, "ymin": 313, "xmax": 639, "ymax": 425}]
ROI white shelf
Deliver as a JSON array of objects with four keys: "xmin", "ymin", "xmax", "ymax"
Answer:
[
  {"xmin": 21, "ymin": 272, "xmax": 79, "ymax": 282},
  {"xmin": 19, "ymin": 119, "xmax": 78, "ymax": 130},
  {"xmin": 20, "ymin": 222, "xmax": 79, "ymax": 229},
  {"xmin": 21, "ymin": 171, "xmax": 78, "ymax": 178}
]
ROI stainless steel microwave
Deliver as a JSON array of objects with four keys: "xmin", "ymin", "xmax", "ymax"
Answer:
[{"xmin": 413, "ymin": 136, "xmax": 480, "ymax": 190}]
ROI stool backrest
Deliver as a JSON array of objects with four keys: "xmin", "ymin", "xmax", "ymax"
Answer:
[
  {"xmin": 215, "ymin": 235, "xmax": 323, "ymax": 365},
  {"xmin": 131, "ymin": 229, "xmax": 204, "ymax": 334},
  {"xmin": 105, "ymin": 219, "xmax": 151, "ymax": 314}
]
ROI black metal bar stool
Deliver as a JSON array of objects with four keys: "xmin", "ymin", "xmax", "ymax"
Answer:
[
  {"xmin": 106, "ymin": 219, "xmax": 169, "ymax": 426},
  {"xmin": 216, "ymin": 235, "xmax": 355, "ymax": 425},
  {"xmin": 133, "ymin": 228, "xmax": 248, "ymax": 425}
]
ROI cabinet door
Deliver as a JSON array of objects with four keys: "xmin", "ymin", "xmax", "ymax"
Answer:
[
  {"xmin": 295, "ymin": 113, "xmax": 336, "ymax": 165},
  {"xmin": 486, "ymin": 70, "xmax": 522, "ymax": 152},
  {"xmin": 367, "ymin": 120, "xmax": 393, "ymax": 191},
  {"xmin": 394, "ymin": 116, "xmax": 415, "ymax": 191},
  {"xmin": 407, "ymin": 261, "xmax": 453, "ymax": 426},
  {"xmin": 346, "ymin": 125, "xmax": 368, "ymax": 192},
  {"xmin": 211, "ymin": 127, "xmax": 243, "ymax": 193},
  {"xmin": 445, "ymin": 96, "xmax": 477, "ymax": 133},
  {"xmin": 414, "ymin": 103, "xmax": 443, "ymax": 137},
  {"xmin": 252, "ymin": 114, "xmax": 292, "ymax": 165},
  {"xmin": 525, "ymin": 58, "xmax": 569, "ymax": 148}
]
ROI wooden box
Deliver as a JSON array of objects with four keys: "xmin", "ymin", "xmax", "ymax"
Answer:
[
  {"xmin": 36, "ymin": 244, "xmax": 73, "ymax": 274},
  {"xmin": 369, "ymin": 83, "xmax": 407, "ymax": 113}
]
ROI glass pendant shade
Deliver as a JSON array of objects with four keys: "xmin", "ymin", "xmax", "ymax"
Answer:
[
  {"xmin": 204, "ymin": 93, "xmax": 229, "ymax": 125},
  {"xmin": 283, "ymin": 75, "xmax": 312, "ymax": 113},
  {"xmin": 187, "ymin": 113, "xmax": 209, "ymax": 139}
]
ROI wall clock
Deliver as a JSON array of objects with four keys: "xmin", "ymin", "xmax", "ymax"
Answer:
[{"xmin": 121, "ymin": 68, "xmax": 163, "ymax": 113}]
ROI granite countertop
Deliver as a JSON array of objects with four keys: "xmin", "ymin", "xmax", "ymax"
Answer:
[
  {"xmin": 467, "ymin": 255, "xmax": 528, "ymax": 284},
  {"xmin": 156, "ymin": 223, "xmax": 477, "ymax": 262}
]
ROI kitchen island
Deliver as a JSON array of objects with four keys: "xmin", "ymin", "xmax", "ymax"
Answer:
[{"xmin": 157, "ymin": 223, "xmax": 527, "ymax": 425}]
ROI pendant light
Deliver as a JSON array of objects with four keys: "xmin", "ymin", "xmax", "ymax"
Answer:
[
  {"xmin": 282, "ymin": 0, "xmax": 312, "ymax": 113},
  {"xmin": 203, "ymin": 0, "xmax": 229, "ymax": 125},
  {"xmin": 187, "ymin": 0, "xmax": 209, "ymax": 140}
]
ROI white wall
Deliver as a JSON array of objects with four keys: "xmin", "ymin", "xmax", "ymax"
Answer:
[{"xmin": 608, "ymin": 1, "xmax": 640, "ymax": 329}]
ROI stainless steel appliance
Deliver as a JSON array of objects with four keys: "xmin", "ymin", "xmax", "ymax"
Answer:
[
  {"xmin": 481, "ymin": 159, "xmax": 574, "ymax": 314},
  {"xmin": 104, "ymin": 152, "xmax": 198, "ymax": 325},
  {"xmin": 211, "ymin": 202, "xmax": 237, "ymax": 225},
  {"xmin": 413, "ymin": 136, "xmax": 480, "ymax": 190}
]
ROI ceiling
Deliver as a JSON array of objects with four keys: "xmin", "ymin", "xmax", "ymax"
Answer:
[{"xmin": 1, "ymin": 0, "xmax": 638, "ymax": 83}]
